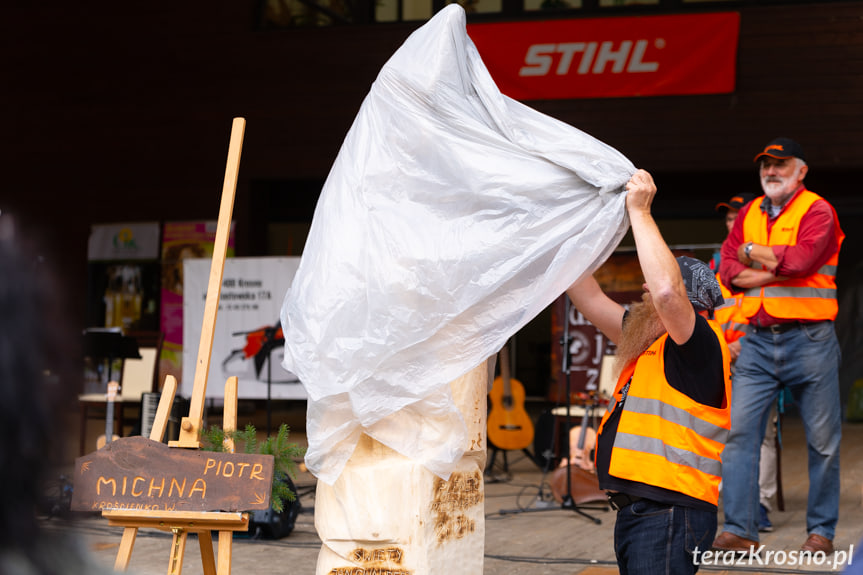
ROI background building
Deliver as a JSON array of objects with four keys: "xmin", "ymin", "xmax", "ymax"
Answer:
[{"xmin": 6, "ymin": 0, "xmax": 863, "ymax": 415}]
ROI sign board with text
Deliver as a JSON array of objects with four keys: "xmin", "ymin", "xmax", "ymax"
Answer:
[
  {"xmin": 71, "ymin": 436, "xmax": 274, "ymax": 513},
  {"xmin": 182, "ymin": 257, "xmax": 305, "ymax": 400},
  {"xmin": 468, "ymin": 12, "xmax": 739, "ymax": 100}
]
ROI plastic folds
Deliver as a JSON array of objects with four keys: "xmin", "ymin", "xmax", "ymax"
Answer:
[{"xmin": 281, "ymin": 4, "xmax": 635, "ymax": 484}]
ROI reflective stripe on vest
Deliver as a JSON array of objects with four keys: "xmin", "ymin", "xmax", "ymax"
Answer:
[
  {"xmin": 622, "ymin": 395, "xmax": 730, "ymax": 446},
  {"xmin": 740, "ymin": 191, "xmax": 844, "ymax": 321},
  {"xmin": 599, "ymin": 320, "xmax": 732, "ymax": 505},
  {"xmin": 613, "ymin": 432, "xmax": 722, "ymax": 478},
  {"xmin": 714, "ymin": 272, "xmax": 747, "ymax": 343}
]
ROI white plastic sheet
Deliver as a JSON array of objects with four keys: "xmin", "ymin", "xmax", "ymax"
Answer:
[{"xmin": 281, "ymin": 4, "xmax": 635, "ymax": 485}]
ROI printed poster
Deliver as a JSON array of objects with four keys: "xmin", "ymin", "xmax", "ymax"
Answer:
[
  {"xmin": 182, "ymin": 257, "xmax": 305, "ymax": 400},
  {"xmin": 160, "ymin": 221, "xmax": 235, "ymax": 390}
]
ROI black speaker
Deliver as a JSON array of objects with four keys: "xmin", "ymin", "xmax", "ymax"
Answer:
[
  {"xmin": 248, "ymin": 477, "xmax": 301, "ymax": 539},
  {"xmin": 533, "ymin": 409, "xmax": 561, "ymax": 470}
]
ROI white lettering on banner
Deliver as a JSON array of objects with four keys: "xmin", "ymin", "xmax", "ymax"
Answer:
[{"xmin": 519, "ymin": 39, "xmax": 662, "ymax": 77}]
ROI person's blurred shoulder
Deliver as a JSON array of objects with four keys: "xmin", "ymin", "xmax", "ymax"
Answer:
[{"xmin": 0, "ymin": 531, "xmax": 119, "ymax": 575}]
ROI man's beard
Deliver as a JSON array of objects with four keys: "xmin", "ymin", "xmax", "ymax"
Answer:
[
  {"xmin": 761, "ymin": 164, "xmax": 803, "ymax": 206},
  {"xmin": 761, "ymin": 176, "xmax": 795, "ymax": 204},
  {"xmin": 614, "ymin": 295, "xmax": 667, "ymax": 379}
]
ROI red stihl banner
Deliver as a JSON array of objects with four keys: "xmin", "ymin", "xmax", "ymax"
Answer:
[{"xmin": 467, "ymin": 12, "xmax": 739, "ymax": 100}]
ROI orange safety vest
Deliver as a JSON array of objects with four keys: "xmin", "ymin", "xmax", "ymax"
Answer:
[
  {"xmin": 597, "ymin": 320, "xmax": 732, "ymax": 505},
  {"xmin": 713, "ymin": 273, "xmax": 747, "ymax": 344},
  {"xmin": 739, "ymin": 190, "xmax": 844, "ymax": 321}
]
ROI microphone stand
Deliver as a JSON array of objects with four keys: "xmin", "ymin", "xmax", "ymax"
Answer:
[
  {"xmin": 557, "ymin": 297, "xmax": 602, "ymax": 524},
  {"xmin": 495, "ymin": 297, "xmax": 603, "ymax": 524}
]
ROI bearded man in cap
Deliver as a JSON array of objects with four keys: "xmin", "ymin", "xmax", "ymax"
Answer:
[
  {"xmin": 567, "ymin": 169, "xmax": 731, "ymax": 574},
  {"xmin": 712, "ymin": 138, "xmax": 845, "ymax": 555}
]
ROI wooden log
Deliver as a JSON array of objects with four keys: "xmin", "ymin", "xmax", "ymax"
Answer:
[{"xmin": 313, "ymin": 361, "xmax": 489, "ymax": 575}]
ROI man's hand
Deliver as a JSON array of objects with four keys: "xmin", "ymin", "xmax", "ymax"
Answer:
[
  {"xmin": 728, "ymin": 339, "xmax": 742, "ymax": 361},
  {"xmin": 736, "ymin": 241, "xmax": 779, "ymax": 271},
  {"xmin": 625, "ymin": 169, "xmax": 657, "ymax": 215},
  {"xmin": 624, "ymin": 168, "xmax": 696, "ymax": 346}
]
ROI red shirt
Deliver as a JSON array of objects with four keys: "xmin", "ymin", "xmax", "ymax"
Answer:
[{"xmin": 718, "ymin": 186, "xmax": 841, "ymax": 326}]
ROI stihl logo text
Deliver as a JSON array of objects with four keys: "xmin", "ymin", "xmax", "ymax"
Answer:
[{"xmin": 519, "ymin": 39, "xmax": 663, "ymax": 77}]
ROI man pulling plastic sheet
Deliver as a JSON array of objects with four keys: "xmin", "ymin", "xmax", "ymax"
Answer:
[{"xmin": 280, "ymin": 4, "xmax": 635, "ymax": 487}]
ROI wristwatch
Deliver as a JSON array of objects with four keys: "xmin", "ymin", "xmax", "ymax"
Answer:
[{"xmin": 744, "ymin": 242, "xmax": 754, "ymax": 258}]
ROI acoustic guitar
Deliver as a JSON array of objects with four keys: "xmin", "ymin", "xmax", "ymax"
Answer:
[
  {"xmin": 549, "ymin": 460, "xmax": 605, "ymax": 505},
  {"xmin": 96, "ymin": 381, "xmax": 121, "ymax": 449},
  {"xmin": 557, "ymin": 394, "xmax": 600, "ymax": 473},
  {"xmin": 558, "ymin": 421, "xmax": 597, "ymax": 472},
  {"xmin": 487, "ymin": 342, "xmax": 534, "ymax": 451},
  {"xmin": 549, "ymin": 391, "xmax": 607, "ymax": 504}
]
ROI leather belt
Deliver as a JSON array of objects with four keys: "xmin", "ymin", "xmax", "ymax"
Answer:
[
  {"xmin": 750, "ymin": 320, "xmax": 824, "ymax": 335},
  {"xmin": 607, "ymin": 492, "xmax": 643, "ymax": 511}
]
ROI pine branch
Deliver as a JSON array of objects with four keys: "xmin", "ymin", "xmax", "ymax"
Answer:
[{"xmin": 199, "ymin": 422, "xmax": 306, "ymax": 513}]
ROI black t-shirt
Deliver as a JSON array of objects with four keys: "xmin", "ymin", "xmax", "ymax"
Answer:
[{"xmin": 596, "ymin": 314, "xmax": 726, "ymax": 512}]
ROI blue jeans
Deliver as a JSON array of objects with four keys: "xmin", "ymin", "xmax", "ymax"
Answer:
[
  {"xmin": 614, "ymin": 499, "xmax": 717, "ymax": 574},
  {"xmin": 720, "ymin": 320, "xmax": 842, "ymax": 541}
]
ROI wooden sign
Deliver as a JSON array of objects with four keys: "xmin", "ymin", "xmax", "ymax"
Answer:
[
  {"xmin": 71, "ymin": 119, "xmax": 254, "ymax": 575},
  {"xmin": 71, "ymin": 435, "xmax": 274, "ymax": 513}
]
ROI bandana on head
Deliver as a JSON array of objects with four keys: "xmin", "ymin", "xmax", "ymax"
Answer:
[{"xmin": 676, "ymin": 256, "xmax": 725, "ymax": 312}]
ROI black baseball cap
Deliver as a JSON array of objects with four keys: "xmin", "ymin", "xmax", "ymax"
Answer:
[
  {"xmin": 715, "ymin": 192, "xmax": 757, "ymax": 213},
  {"xmin": 753, "ymin": 138, "xmax": 806, "ymax": 163}
]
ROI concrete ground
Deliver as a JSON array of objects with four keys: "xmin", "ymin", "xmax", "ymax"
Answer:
[{"xmin": 44, "ymin": 414, "xmax": 863, "ymax": 574}]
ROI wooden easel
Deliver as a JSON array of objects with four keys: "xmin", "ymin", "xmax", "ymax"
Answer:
[{"xmin": 102, "ymin": 117, "xmax": 250, "ymax": 575}]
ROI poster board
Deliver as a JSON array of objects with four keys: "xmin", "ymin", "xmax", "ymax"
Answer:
[
  {"xmin": 86, "ymin": 222, "xmax": 162, "ymax": 333},
  {"xmin": 182, "ymin": 257, "xmax": 305, "ymax": 400},
  {"xmin": 160, "ymin": 220, "xmax": 236, "ymax": 391},
  {"xmin": 88, "ymin": 222, "xmax": 161, "ymax": 262}
]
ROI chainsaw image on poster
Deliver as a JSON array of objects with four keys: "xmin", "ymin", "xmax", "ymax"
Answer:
[{"xmin": 222, "ymin": 320, "xmax": 298, "ymax": 383}]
